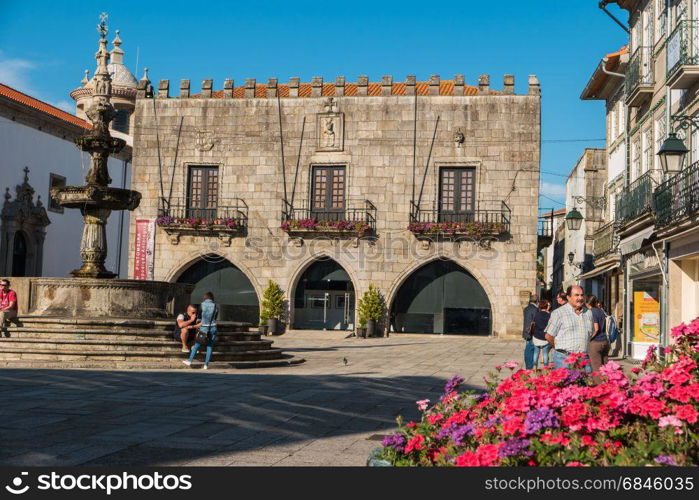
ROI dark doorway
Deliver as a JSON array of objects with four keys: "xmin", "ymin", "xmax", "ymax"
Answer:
[
  {"xmin": 294, "ymin": 259, "xmax": 354, "ymax": 330},
  {"xmin": 176, "ymin": 256, "xmax": 258, "ymax": 324},
  {"xmin": 11, "ymin": 232, "xmax": 27, "ymax": 277},
  {"xmin": 391, "ymin": 259, "xmax": 491, "ymax": 335}
]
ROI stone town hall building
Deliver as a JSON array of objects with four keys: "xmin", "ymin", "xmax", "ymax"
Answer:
[{"xmin": 128, "ymin": 73, "xmax": 541, "ymax": 338}]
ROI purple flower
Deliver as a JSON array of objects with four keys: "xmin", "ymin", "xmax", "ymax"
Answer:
[
  {"xmin": 499, "ymin": 438, "xmax": 533, "ymax": 458},
  {"xmin": 564, "ymin": 369, "xmax": 585, "ymax": 385},
  {"xmin": 484, "ymin": 415, "xmax": 504, "ymax": 428},
  {"xmin": 655, "ymin": 455, "xmax": 678, "ymax": 466},
  {"xmin": 436, "ymin": 424, "xmax": 474, "ymax": 445},
  {"xmin": 523, "ymin": 408, "xmax": 560, "ymax": 435},
  {"xmin": 381, "ymin": 433, "xmax": 406, "ymax": 451},
  {"xmin": 444, "ymin": 375, "xmax": 465, "ymax": 395}
]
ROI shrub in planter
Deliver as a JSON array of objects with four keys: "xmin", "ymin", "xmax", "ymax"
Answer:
[
  {"xmin": 260, "ymin": 280, "xmax": 284, "ymax": 334},
  {"xmin": 357, "ymin": 285, "xmax": 384, "ymax": 338},
  {"xmin": 377, "ymin": 318, "xmax": 699, "ymax": 466}
]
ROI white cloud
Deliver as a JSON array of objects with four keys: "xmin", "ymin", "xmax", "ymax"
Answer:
[
  {"xmin": 540, "ymin": 181, "xmax": 566, "ymax": 201},
  {"xmin": 0, "ymin": 50, "xmax": 36, "ymax": 94}
]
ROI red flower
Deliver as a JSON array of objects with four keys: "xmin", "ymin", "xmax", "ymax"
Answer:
[
  {"xmin": 427, "ymin": 413, "xmax": 444, "ymax": 425},
  {"xmin": 674, "ymin": 404, "xmax": 698, "ymax": 423},
  {"xmin": 405, "ymin": 435, "xmax": 425, "ymax": 453},
  {"xmin": 455, "ymin": 451, "xmax": 480, "ymax": 467}
]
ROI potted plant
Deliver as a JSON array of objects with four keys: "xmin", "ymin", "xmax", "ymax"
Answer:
[
  {"xmin": 260, "ymin": 280, "xmax": 285, "ymax": 335},
  {"xmin": 357, "ymin": 285, "xmax": 384, "ymax": 338}
]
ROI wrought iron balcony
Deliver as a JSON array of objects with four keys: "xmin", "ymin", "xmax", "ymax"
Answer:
[
  {"xmin": 281, "ymin": 199, "xmax": 377, "ymax": 237},
  {"xmin": 537, "ymin": 209, "xmax": 554, "ymax": 251},
  {"xmin": 615, "ymin": 171, "xmax": 655, "ymax": 225},
  {"xmin": 626, "ymin": 46, "xmax": 654, "ymax": 107},
  {"xmin": 592, "ymin": 221, "xmax": 618, "ymax": 259},
  {"xmin": 156, "ymin": 198, "xmax": 248, "ymax": 244},
  {"xmin": 653, "ymin": 159, "xmax": 699, "ymax": 229},
  {"xmin": 408, "ymin": 200, "xmax": 511, "ymax": 239},
  {"xmin": 667, "ymin": 19, "xmax": 699, "ymax": 89}
]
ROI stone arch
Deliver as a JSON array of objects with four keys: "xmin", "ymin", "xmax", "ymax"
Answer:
[
  {"xmin": 167, "ymin": 252, "xmax": 261, "ymax": 324},
  {"xmin": 386, "ymin": 255, "xmax": 499, "ymax": 336},
  {"xmin": 286, "ymin": 252, "xmax": 360, "ymax": 331}
]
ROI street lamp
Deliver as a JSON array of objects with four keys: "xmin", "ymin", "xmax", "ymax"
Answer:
[
  {"xmin": 564, "ymin": 207, "xmax": 583, "ymax": 231},
  {"xmin": 657, "ymin": 132, "xmax": 688, "ymax": 174}
]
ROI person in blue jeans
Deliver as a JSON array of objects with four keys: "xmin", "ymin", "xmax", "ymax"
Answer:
[
  {"xmin": 183, "ymin": 292, "xmax": 218, "ymax": 370},
  {"xmin": 545, "ymin": 285, "xmax": 593, "ymax": 374},
  {"xmin": 531, "ymin": 299, "xmax": 552, "ymax": 367},
  {"xmin": 522, "ymin": 295, "xmax": 538, "ymax": 369}
]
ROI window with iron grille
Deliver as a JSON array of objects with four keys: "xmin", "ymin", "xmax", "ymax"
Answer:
[
  {"xmin": 439, "ymin": 167, "xmax": 475, "ymax": 222},
  {"xmin": 187, "ymin": 166, "xmax": 218, "ymax": 219},
  {"xmin": 311, "ymin": 165, "xmax": 345, "ymax": 219}
]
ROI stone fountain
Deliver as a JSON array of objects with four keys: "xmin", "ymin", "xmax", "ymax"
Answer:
[{"xmin": 0, "ymin": 16, "xmax": 302, "ymax": 369}]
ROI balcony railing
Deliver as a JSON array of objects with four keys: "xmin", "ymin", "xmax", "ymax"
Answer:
[
  {"xmin": 408, "ymin": 200, "xmax": 511, "ymax": 238},
  {"xmin": 156, "ymin": 198, "xmax": 248, "ymax": 241},
  {"xmin": 593, "ymin": 221, "xmax": 618, "ymax": 259},
  {"xmin": 615, "ymin": 171, "xmax": 655, "ymax": 225},
  {"xmin": 281, "ymin": 199, "xmax": 377, "ymax": 237},
  {"xmin": 626, "ymin": 46, "xmax": 654, "ymax": 100},
  {"xmin": 653, "ymin": 160, "xmax": 699, "ymax": 228},
  {"xmin": 667, "ymin": 19, "xmax": 699, "ymax": 86}
]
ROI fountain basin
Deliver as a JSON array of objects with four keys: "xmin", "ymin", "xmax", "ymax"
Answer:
[{"xmin": 51, "ymin": 185, "xmax": 140, "ymax": 211}]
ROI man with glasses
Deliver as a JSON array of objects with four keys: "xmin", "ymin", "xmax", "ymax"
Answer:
[{"xmin": 0, "ymin": 280, "xmax": 18, "ymax": 335}]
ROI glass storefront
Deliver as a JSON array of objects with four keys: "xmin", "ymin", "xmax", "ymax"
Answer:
[
  {"xmin": 177, "ymin": 257, "xmax": 259, "ymax": 324},
  {"xmin": 391, "ymin": 259, "xmax": 491, "ymax": 335}
]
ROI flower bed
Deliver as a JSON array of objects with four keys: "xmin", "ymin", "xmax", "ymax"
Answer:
[
  {"xmin": 377, "ymin": 318, "xmax": 699, "ymax": 466},
  {"xmin": 281, "ymin": 218, "xmax": 370, "ymax": 237},
  {"xmin": 407, "ymin": 221, "xmax": 506, "ymax": 239},
  {"xmin": 156, "ymin": 216, "xmax": 239, "ymax": 231}
]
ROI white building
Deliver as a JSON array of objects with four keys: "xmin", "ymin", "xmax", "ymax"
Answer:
[{"xmin": 0, "ymin": 31, "xmax": 137, "ymax": 278}]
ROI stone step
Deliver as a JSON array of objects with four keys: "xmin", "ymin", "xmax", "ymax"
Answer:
[
  {"xmin": 8, "ymin": 317, "xmax": 253, "ymax": 332},
  {"xmin": 0, "ymin": 347, "xmax": 284, "ymax": 362},
  {"xmin": 0, "ymin": 338, "xmax": 274, "ymax": 353},
  {"xmin": 3, "ymin": 327, "xmax": 263, "ymax": 342},
  {"xmin": 0, "ymin": 355, "xmax": 305, "ymax": 370}
]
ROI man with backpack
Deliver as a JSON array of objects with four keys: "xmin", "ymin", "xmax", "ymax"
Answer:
[{"xmin": 586, "ymin": 295, "xmax": 616, "ymax": 372}]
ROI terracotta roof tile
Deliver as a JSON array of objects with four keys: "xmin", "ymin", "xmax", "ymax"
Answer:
[
  {"xmin": 191, "ymin": 79, "xmax": 486, "ymax": 99},
  {"xmin": 0, "ymin": 83, "xmax": 90, "ymax": 129}
]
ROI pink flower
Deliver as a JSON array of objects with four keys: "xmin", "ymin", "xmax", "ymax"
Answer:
[
  {"xmin": 503, "ymin": 360, "xmax": 519, "ymax": 370},
  {"xmin": 659, "ymin": 415, "xmax": 683, "ymax": 428},
  {"xmin": 416, "ymin": 399, "xmax": 430, "ymax": 411}
]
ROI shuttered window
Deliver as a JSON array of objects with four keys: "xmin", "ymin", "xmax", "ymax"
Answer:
[
  {"xmin": 187, "ymin": 166, "xmax": 218, "ymax": 218},
  {"xmin": 311, "ymin": 166, "xmax": 345, "ymax": 218},
  {"xmin": 439, "ymin": 167, "xmax": 475, "ymax": 222}
]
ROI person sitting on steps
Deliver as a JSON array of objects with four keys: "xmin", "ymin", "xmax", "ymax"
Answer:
[
  {"xmin": 175, "ymin": 304, "xmax": 200, "ymax": 352},
  {"xmin": 0, "ymin": 279, "xmax": 18, "ymax": 337},
  {"xmin": 183, "ymin": 292, "xmax": 218, "ymax": 370}
]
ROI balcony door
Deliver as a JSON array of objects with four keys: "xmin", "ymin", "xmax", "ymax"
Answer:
[
  {"xmin": 311, "ymin": 165, "xmax": 345, "ymax": 221},
  {"xmin": 439, "ymin": 167, "xmax": 475, "ymax": 223},
  {"xmin": 187, "ymin": 166, "xmax": 218, "ymax": 219}
]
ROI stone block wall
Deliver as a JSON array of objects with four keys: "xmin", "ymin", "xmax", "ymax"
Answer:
[{"xmin": 129, "ymin": 74, "xmax": 541, "ymax": 338}]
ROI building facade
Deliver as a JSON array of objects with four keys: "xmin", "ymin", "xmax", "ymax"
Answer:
[
  {"xmin": 586, "ymin": 0, "xmax": 699, "ymax": 359},
  {"xmin": 128, "ymin": 73, "xmax": 542, "ymax": 338}
]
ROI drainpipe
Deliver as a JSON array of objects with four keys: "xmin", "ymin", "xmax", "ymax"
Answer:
[{"xmin": 599, "ymin": 1, "xmax": 631, "ymax": 33}]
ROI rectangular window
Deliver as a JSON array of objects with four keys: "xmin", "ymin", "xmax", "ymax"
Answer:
[
  {"xmin": 643, "ymin": 128, "xmax": 653, "ymax": 174},
  {"xmin": 656, "ymin": 0, "xmax": 666, "ymax": 41},
  {"xmin": 438, "ymin": 167, "xmax": 475, "ymax": 222},
  {"xmin": 655, "ymin": 114, "xmax": 667, "ymax": 170},
  {"xmin": 632, "ymin": 138, "xmax": 642, "ymax": 181},
  {"xmin": 311, "ymin": 165, "xmax": 345, "ymax": 219},
  {"xmin": 187, "ymin": 165, "xmax": 218, "ymax": 219},
  {"xmin": 48, "ymin": 173, "xmax": 66, "ymax": 213}
]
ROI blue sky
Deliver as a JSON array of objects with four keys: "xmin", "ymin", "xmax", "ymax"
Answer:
[{"xmin": 0, "ymin": 1, "xmax": 628, "ymax": 207}]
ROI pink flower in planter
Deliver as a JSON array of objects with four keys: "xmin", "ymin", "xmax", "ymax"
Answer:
[
  {"xmin": 503, "ymin": 360, "xmax": 519, "ymax": 370},
  {"xmin": 659, "ymin": 415, "xmax": 683, "ymax": 428},
  {"xmin": 416, "ymin": 399, "xmax": 430, "ymax": 411}
]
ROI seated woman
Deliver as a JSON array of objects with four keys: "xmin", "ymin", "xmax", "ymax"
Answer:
[{"xmin": 175, "ymin": 304, "xmax": 200, "ymax": 353}]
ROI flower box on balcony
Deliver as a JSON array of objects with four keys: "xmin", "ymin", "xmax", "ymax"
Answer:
[
  {"xmin": 407, "ymin": 221, "xmax": 507, "ymax": 240},
  {"xmin": 156, "ymin": 216, "xmax": 240, "ymax": 245},
  {"xmin": 281, "ymin": 218, "xmax": 371, "ymax": 237}
]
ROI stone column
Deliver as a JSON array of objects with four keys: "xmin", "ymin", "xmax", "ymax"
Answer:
[{"xmin": 72, "ymin": 207, "xmax": 115, "ymax": 278}]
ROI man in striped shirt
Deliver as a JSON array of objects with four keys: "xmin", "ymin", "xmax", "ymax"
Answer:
[{"xmin": 544, "ymin": 285, "xmax": 593, "ymax": 373}]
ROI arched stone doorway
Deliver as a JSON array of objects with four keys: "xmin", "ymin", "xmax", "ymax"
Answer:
[
  {"xmin": 175, "ymin": 256, "xmax": 259, "ymax": 324},
  {"xmin": 390, "ymin": 259, "xmax": 492, "ymax": 335},
  {"xmin": 293, "ymin": 259, "xmax": 355, "ymax": 330},
  {"xmin": 11, "ymin": 232, "xmax": 28, "ymax": 277}
]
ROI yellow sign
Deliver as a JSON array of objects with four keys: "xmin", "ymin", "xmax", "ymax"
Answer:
[{"xmin": 633, "ymin": 291, "xmax": 660, "ymax": 342}]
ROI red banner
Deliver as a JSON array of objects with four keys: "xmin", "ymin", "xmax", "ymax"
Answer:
[{"xmin": 133, "ymin": 219, "xmax": 155, "ymax": 280}]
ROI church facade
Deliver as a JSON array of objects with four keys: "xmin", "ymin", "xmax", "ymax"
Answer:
[{"xmin": 129, "ymin": 73, "xmax": 541, "ymax": 338}]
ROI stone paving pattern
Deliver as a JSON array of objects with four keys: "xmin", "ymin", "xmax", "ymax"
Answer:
[{"xmin": 0, "ymin": 332, "xmax": 525, "ymax": 466}]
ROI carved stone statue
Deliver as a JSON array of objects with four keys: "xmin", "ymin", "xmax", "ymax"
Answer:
[{"xmin": 322, "ymin": 118, "xmax": 336, "ymax": 148}]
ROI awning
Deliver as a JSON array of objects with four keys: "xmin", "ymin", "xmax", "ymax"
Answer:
[
  {"xmin": 619, "ymin": 226, "xmax": 656, "ymax": 256},
  {"xmin": 578, "ymin": 263, "xmax": 619, "ymax": 281}
]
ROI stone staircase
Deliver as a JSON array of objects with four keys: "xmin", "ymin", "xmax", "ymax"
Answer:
[{"xmin": 0, "ymin": 317, "xmax": 304, "ymax": 370}]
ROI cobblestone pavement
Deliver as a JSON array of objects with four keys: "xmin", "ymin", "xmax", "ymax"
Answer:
[{"xmin": 0, "ymin": 332, "xmax": 525, "ymax": 466}]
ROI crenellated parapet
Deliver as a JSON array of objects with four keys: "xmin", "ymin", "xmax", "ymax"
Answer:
[{"xmin": 133, "ymin": 74, "xmax": 540, "ymax": 99}]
